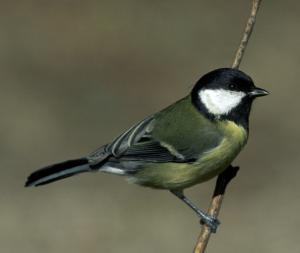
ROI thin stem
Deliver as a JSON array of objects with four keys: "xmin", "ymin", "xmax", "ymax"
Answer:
[
  {"xmin": 232, "ymin": 0, "xmax": 263, "ymax": 69},
  {"xmin": 193, "ymin": 1, "xmax": 263, "ymax": 252},
  {"xmin": 193, "ymin": 166, "xmax": 239, "ymax": 253}
]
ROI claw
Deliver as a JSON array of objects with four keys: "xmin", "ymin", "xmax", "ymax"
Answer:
[{"xmin": 200, "ymin": 215, "xmax": 220, "ymax": 233}]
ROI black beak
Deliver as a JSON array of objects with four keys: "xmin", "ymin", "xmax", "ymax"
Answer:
[{"xmin": 248, "ymin": 87, "xmax": 269, "ymax": 98}]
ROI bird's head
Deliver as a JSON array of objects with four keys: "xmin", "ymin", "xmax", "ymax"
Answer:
[{"xmin": 191, "ymin": 68, "xmax": 269, "ymax": 127}]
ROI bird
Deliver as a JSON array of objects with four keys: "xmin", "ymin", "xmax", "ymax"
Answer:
[{"xmin": 25, "ymin": 68, "xmax": 268, "ymax": 232}]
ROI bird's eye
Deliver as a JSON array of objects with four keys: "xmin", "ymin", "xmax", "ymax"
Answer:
[{"xmin": 229, "ymin": 84, "xmax": 237, "ymax": 90}]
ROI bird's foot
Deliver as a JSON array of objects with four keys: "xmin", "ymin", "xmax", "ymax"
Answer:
[{"xmin": 200, "ymin": 215, "xmax": 220, "ymax": 233}]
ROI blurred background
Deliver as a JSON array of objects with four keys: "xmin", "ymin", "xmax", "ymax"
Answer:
[{"xmin": 0, "ymin": 0, "xmax": 299, "ymax": 252}]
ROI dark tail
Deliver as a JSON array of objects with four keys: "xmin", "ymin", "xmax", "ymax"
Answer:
[{"xmin": 25, "ymin": 158, "xmax": 90, "ymax": 187}]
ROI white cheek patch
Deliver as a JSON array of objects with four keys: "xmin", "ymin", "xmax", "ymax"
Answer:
[{"xmin": 199, "ymin": 89, "xmax": 246, "ymax": 116}]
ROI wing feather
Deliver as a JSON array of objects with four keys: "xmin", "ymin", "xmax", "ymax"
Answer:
[
  {"xmin": 107, "ymin": 115, "xmax": 155, "ymax": 157},
  {"xmin": 88, "ymin": 114, "xmax": 186, "ymax": 165}
]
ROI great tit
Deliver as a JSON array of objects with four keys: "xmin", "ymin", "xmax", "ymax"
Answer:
[{"xmin": 25, "ymin": 68, "xmax": 268, "ymax": 232}]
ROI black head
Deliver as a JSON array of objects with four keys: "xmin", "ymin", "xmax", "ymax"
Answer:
[{"xmin": 191, "ymin": 68, "xmax": 268, "ymax": 129}]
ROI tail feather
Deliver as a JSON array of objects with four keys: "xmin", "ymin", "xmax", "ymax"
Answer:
[{"xmin": 25, "ymin": 158, "xmax": 90, "ymax": 187}]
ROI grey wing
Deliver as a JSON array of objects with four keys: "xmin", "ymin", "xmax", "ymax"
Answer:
[
  {"xmin": 87, "ymin": 115, "xmax": 186, "ymax": 168},
  {"xmin": 107, "ymin": 115, "xmax": 155, "ymax": 157}
]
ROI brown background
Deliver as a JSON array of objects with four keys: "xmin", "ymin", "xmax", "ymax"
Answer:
[{"xmin": 1, "ymin": 0, "xmax": 299, "ymax": 252}]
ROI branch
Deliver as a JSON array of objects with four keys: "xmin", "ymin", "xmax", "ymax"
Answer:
[
  {"xmin": 193, "ymin": 166, "xmax": 239, "ymax": 253},
  {"xmin": 193, "ymin": 1, "xmax": 263, "ymax": 252},
  {"xmin": 232, "ymin": 0, "xmax": 263, "ymax": 69}
]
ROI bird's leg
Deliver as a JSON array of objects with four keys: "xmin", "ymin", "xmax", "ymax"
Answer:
[{"xmin": 170, "ymin": 189, "xmax": 220, "ymax": 233}]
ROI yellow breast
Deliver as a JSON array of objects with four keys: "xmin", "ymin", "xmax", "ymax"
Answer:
[
  {"xmin": 131, "ymin": 120, "xmax": 248, "ymax": 190},
  {"xmin": 195, "ymin": 120, "xmax": 248, "ymax": 181}
]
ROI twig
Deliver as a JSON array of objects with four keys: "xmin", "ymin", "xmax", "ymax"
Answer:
[
  {"xmin": 232, "ymin": 0, "xmax": 263, "ymax": 69},
  {"xmin": 193, "ymin": 1, "xmax": 263, "ymax": 252},
  {"xmin": 193, "ymin": 166, "xmax": 239, "ymax": 253}
]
